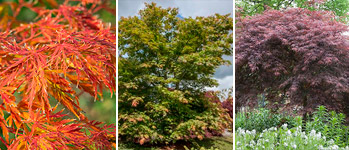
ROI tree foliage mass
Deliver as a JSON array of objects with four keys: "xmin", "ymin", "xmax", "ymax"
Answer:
[
  {"xmin": 119, "ymin": 3, "xmax": 233, "ymax": 145},
  {"xmin": 236, "ymin": 0, "xmax": 349, "ymax": 23},
  {"xmin": 0, "ymin": 0, "xmax": 116, "ymax": 149},
  {"xmin": 236, "ymin": 8, "xmax": 349, "ymax": 116}
]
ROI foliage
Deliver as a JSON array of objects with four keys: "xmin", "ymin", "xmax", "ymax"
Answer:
[
  {"xmin": 236, "ymin": 0, "xmax": 299, "ymax": 16},
  {"xmin": 215, "ymin": 87, "xmax": 234, "ymax": 120},
  {"xmin": 235, "ymin": 108, "xmax": 296, "ymax": 132},
  {"xmin": 304, "ymin": 106, "xmax": 349, "ymax": 147},
  {"xmin": 0, "ymin": 0, "xmax": 116, "ymax": 149},
  {"xmin": 236, "ymin": 0, "xmax": 349, "ymax": 23},
  {"xmin": 118, "ymin": 3, "xmax": 233, "ymax": 145},
  {"xmin": 236, "ymin": 125, "xmax": 349, "ymax": 150},
  {"xmin": 222, "ymin": 97, "xmax": 233, "ymax": 120},
  {"xmin": 205, "ymin": 90, "xmax": 233, "ymax": 120},
  {"xmin": 205, "ymin": 90, "xmax": 234, "ymax": 132},
  {"xmin": 236, "ymin": 105, "xmax": 349, "ymax": 148},
  {"xmin": 236, "ymin": 8, "xmax": 349, "ymax": 116}
]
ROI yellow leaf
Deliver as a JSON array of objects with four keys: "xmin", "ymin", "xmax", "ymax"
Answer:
[{"xmin": 0, "ymin": 5, "xmax": 4, "ymax": 12}]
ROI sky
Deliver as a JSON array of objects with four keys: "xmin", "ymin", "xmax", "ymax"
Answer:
[{"xmin": 118, "ymin": 0, "xmax": 234, "ymax": 92}]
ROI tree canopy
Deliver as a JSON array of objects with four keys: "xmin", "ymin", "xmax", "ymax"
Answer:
[
  {"xmin": 118, "ymin": 3, "xmax": 233, "ymax": 144},
  {"xmin": 236, "ymin": 8, "xmax": 349, "ymax": 116},
  {"xmin": 236, "ymin": 0, "xmax": 349, "ymax": 23}
]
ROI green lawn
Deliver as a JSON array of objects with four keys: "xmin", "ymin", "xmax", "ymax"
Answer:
[{"xmin": 119, "ymin": 136, "xmax": 234, "ymax": 150}]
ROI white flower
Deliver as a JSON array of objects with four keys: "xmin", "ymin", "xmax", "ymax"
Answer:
[
  {"xmin": 328, "ymin": 139, "xmax": 334, "ymax": 145},
  {"xmin": 296, "ymin": 126, "xmax": 301, "ymax": 131},
  {"xmin": 286, "ymin": 130, "xmax": 292, "ymax": 136},
  {"xmin": 284, "ymin": 143, "xmax": 288, "ymax": 147},
  {"xmin": 269, "ymin": 127, "xmax": 276, "ymax": 131},
  {"xmin": 251, "ymin": 129, "xmax": 256, "ymax": 136},
  {"xmin": 282, "ymin": 124, "xmax": 288, "ymax": 129},
  {"xmin": 239, "ymin": 128, "xmax": 246, "ymax": 135},
  {"xmin": 310, "ymin": 129, "xmax": 316, "ymax": 136},
  {"xmin": 257, "ymin": 141, "xmax": 261, "ymax": 146},
  {"xmin": 292, "ymin": 144, "xmax": 297, "ymax": 149},
  {"xmin": 237, "ymin": 141, "xmax": 241, "ymax": 146}
]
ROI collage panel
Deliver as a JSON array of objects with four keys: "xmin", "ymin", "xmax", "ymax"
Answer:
[
  {"xmin": 0, "ymin": 0, "xmax": 116, "ymax": 149},
  {"xmin": 0, "ymin": 0, "xmax": 348, "ymax": 149},
  {"xmin": 235, "ymin": 0, "xmax": 349, "ymax": 149},
  {"xmin": 118, "ymin": 0, "xmax": 234, "ymax": 149}
]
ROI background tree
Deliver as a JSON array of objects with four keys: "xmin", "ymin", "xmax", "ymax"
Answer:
[
  {"xmin": 236, "ymin": 8, "xmax": 349, "ymax": 117},
  {"xmin": 205, "ymin": 89, "xmax": 233, "ymax": 131},
  {"xmin": 236, "ymin": 0, "xmax": 349, "ymax": 23},
  {"xmin": 119, "ymin": 3, "xmax": 233, "ymax": 145}
]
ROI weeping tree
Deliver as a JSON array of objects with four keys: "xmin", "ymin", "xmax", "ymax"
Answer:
[
  {"xmin": 118, "ymin": 3, "xmax": 233, "ymax": 145},
  {"xmin": 236, "ymin": 8, "xmax": 349, "ymax": 116}
]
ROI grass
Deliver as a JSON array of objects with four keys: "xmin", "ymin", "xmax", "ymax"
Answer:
[{"xmin": 119, "ymin": 136, "xmax": 234, "ymax": 150}]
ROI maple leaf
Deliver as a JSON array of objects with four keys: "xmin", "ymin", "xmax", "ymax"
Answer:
[{"xmin": 0, "ymin": 0, "xmax": 116, "ymax": 149}]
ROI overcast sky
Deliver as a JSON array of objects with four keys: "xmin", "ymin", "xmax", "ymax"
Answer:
[{"xmin": 118, "ymin": 0, "xmax": 234, "ymax": 91}]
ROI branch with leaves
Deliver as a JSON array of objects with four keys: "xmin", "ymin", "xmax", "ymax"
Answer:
[{"xmin": 0, "ymin": 0, "xmax": 116, "ymax": 149}]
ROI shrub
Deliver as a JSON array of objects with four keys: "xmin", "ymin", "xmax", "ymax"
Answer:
[
  {"xmin": 118, "ymin": 3, "xmax": 233, "ymax": 145},
  {"xmin": 235, "ymin": 107, "xmax": 296, "ymax": 132},
  {"xmin": 305, "ymin": 106, "xmax": 349, "ymax": 147},
  {"xmin": 236, "ymin": 8, "xmax": 349, "ymax": 115},
  {"xmin": 0, "ymin": 0, "xmax": 116, "ymax": 149},
  {"xmin": 236, "ymin": 105, "xmax": 349, "ymax": 148}
]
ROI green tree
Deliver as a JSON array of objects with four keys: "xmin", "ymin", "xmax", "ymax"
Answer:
[
  {"xmin": 236, "ymin": 0, "xmax": 349, "ymax": 23},
  {"xmin": 118, "ymin": 3, "xmax": 233, "ymax": 145}
]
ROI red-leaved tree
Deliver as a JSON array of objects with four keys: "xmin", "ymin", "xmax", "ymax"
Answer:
[
  {"xmin": 236, "ymin": 8, "xmax": 349, "ymax": 116},
  {"xmin": 0, "ymin": 0, "xmax": 116, "ymax": 149},
  {"xmin": 222, "ymin": 97, "xmax": 233, "ymax": 120},
  {"xmin": 205, "ymin": 91, "xmax": 233, "ymax": 131}
]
